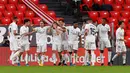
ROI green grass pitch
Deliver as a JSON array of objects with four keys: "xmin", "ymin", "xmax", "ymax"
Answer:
[{"xmin": 0, "ymin": 66, "xmax": 130, "ymax": 73}]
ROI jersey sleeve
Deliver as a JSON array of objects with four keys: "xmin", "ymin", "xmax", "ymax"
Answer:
[
  {"xmin": 107, "ymin": 25, "xmax": 111, "ymax": 31},
  {"xmin": 78, "ymin": 28, "xmax": 81, "ymax": 36},
  {"xmin": 96, "ymin": 25, "xmax": 100, "ymax": 32},
  {"xmin": 20, "ymin": 27, "xmax": 26, "ymax": 35},
  {"xmin": 116, "ymin": 29, "xmax": 121, "ymax": 40},
  {"xmin": 12, "ymin": 24, "xmax": 18, "ymax": 31},
  {"xmin": 66, "ymin": 26, "xmax": 71, "ymax": 30}
]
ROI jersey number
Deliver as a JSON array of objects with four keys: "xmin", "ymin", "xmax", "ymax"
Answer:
[{"xmin": 90, "ymin": 28, "xmax": 95, "ymax": 35}]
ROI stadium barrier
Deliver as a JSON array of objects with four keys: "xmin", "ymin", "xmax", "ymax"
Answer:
[{"xmin": 0, "ymin": 47, "xmax": 108, "ymax": 66}]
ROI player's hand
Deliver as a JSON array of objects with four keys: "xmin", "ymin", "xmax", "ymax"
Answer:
[{"xmin": 124, "ymin": 40, "xmax": 127, "ymax": 42}]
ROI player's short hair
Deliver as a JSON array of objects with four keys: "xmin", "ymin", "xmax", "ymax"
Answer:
[
  {"xmin": 24, "ymin": 19, "xmax": 30, "ymax": 24},
  {"xmin": 40, "ymin": 19, "xmax": 45, "ymax": 24},
  {"xmin": 73, "ymin": 21, "xmax": 78, "ymax": 25},
  {"xmin": 86, "ymin": 18, "xmax": 92, "ymax": 21},
  {"xmin": 102, "ymin": 18, "xmax": 108, "ymax": 22},
  {"xmin": 59, "ymin": 19, "xmax": 64, "ymax": 22},
  {"xmin": 118, "ymin": 21, "xmax": 124, "ymax": 26},
  {"xmin": 53, "ymin": 22, "xmax": 58, "ymax": 25},
  {"xmin": 13, "ymin": 16, "xmax": 18, "ymax": 20}
]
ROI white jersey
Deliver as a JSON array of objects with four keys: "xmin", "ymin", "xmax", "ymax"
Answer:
[
  {"xmin": 85, "ymin": 23, "xmax": 97, "ymax": 42},
  {"xmin": 116, "ymin": 27, "xmax": 124, "ymax": 41},
  {"xmin": 52, "ymin": 27, "xmax": 62, "ymax": 44},
  {"xmin": 97, "ymin": 24, "xmax": 110, "ymax": 40},
  {"xmin": 35, "ymin": 26, "xmax": 49, "ymax": 45},
  {"xmin": 8, "ymin": 22, "xmax": 18, "ymax": 41},
  {"xmin": 66, "ymin": 26, "xmax": 80, "ymax": 41},
  {"xmin": 20, "ymin": 25, "xmax": 29, "ymax": 44}
]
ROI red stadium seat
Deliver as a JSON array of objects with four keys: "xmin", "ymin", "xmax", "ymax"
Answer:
[
  {"xmin": 104, "ymin": 0, "xmax": 114, "ymax": 5},
  {"xmin": 31, "ymin": 0, "xmax": 39, "ymax": 5},
  {"xmin": 110, "ymin": 11, "xmax": 120, "ymax": 18},
  {"xmin": 47, "ymin": 11, "xmax": 56, "ymax": 19},
  {"xmin": 14, "ymin": 11, "xmax": 24, "ymax": 19},
  {"xmin": 0, "ymin": 0, "xmax": 7, "ymax": 4},
  {"xmin": 127, "ymin": 24, "xmax": 130, "ymax": 29},
  {"xmin": 6, "ymin": 4, "xmax": 16, "ymax": 12},
  {"xmin": 9, "ymin": 0, "xmax": 18, "ymax": 5},
  {"xmin": 17, "ymin": 18, "xmax": 22, "ymax": 25},
  {"xmin": 0, "ymin": 11, "xmax": 2, "ymax": 19},
  {"xmin": 126, "ymin": 30, "xmax": 130, "ymax": 36},
  {"xmin": 19, "ymin": 0, "xmax": 24, "ymax": 4},
  {"xmin": 94, "ymin": 0, "xmax": 103, "ymax": 5},
  {"xmin": 25, "ymin": 11, "xmax": 35, "ymax": 18},
  {"xmin": 17, "ymin": 4, "xmax": 27, "ymax": 12},
  {"xmin": 121, "ymin": 11, "xmax": 130, "ymax": 18},
  {"xmin": 88, "ymin": 11, "xmax": 99, "ymax": 22},
  {"xmin": 0, "ymin": 4, "xmax": 5, "ymax": 12},
  {"xmin": 82, "ymin": 0, "xmax": 93, "ymax": 7},
  {"xmin": 33, "ymin": 17, "xmax": 42, "ymax": 25},
  {"xmin": 3, "ymin": 11, "xmax": 13, "ymax": 18},
  {"xmin": 108, "ymin": 17, "xmax": 118, "ymax": 24},
  {"xmin": 115, "ymin": 0, "xmax": 124, "ymax": 5},
  {"xmin": 1, "ymin": 17, "xmax": 11, "ymax": 25},
  {"xmin": 99, "ymin": 11, "xmax": 109, "ymax": 18},
  {"xmin": 97, "ymin": 17, "xmax": 102, "ymax": 24},
  {"xmin": 113, "ymin": 4, "xmax": 122, "ymax": 11},
  {"xmin": 124, "ymin": 5, "xmax": 130, "ymax": 11},
  {"xmin": 125, "ymin": 36, "xmax": 130, "ymax": 48},
  {"xmin": 126, "ymin": 0, "xmax": 130, "ymax": 4},
  {"xmin": 39, "ymin": 4, "xmax": 48, "ymax": 12},
  {"xmin": 119, "ymin": 17, "xmax": 129, "ymax": 24}
]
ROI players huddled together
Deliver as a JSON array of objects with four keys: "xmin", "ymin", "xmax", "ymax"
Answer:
[{"xmin": 8, "ymin": 16, "xmax": 127, "ymax": 66}]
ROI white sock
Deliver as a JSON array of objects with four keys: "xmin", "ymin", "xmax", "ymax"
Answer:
[
  {"xmin": 86, "ymin": 51, "xmax": 90, "ymax": 63},
  {"xmin": 25, "ymin": 54, "xmax": 29, "ymax": 64},
  {"xmin": 11, "ymin": 50, "xmax": 21, "ymax": 60},
  {"xmin": 52, "ymin": 53, "xmax": 56, "ymax": 64},
  {"xmin": 91, "ymin": 51, "xmax": 96, "ymax": 66},
  {"xmin": 112, "ymin": 54, "xmax": 118, "ymax": 61},
  {"xmin": 108, "ymin": 51, "xmax": 112, "ymax": 62},
  {"xmin": 37, "ymin": 54, "xmax": 41, "ymax": 63},
  {"xmin": 73, "ymin": 53, "xmax": 77, "ymax": 64},
  {"xmin": 122, "ymin": 54, "xmax": 126, "ymax": 64},
  {"xmin": 41, "ymin": 55, "xmax": 45, "ymax": 64},
  {"xmin": 10, "ymin": 51, "xmax": 15, "ymax": 60},
  {"xmin": 84, "ymin": 50, "xmax": 89, "ymax": 65},
  {"xmin": 100, "ymin": 53, "xmax": 104, "ymax": 64},
  {"xmin": 69, "ymin": 54, "xmax": 72, "ymax": 63},
  {"xmin": 64, "ymin": 54, "xmax": 68, "ymax": 64}
]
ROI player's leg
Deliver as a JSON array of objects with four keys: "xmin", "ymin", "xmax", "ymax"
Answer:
[
  {"xmin": 111, "ymin": 44, "xmax": 121, "ymax": 65},
  {"xmin": 99, "ymin": 41, "xmax": 105, "ymax": 66},
  {"xmin": 62, "ymin": 42, "xmax": 69, "ymax": 66},
  {"xmin": 36, "ymin": 46, "xmax": 42, "ymax": 65},
  {"xmin": 57, "ymin": 44, "xmax": 63, "ymax": 66},
  {"xmin": 105, "ymin": 40, "xmax": 112, "ymax": 65},
  {"xmin": 122, "ymin": 44, "xmax": 127, "ymax": 65},
  {"xmin": 73, "ymin": 42, "xmax": 79, "ymax": 66},
  {"xmin": 84, "ymin": 41, "xmax": 90, "ymax": 66},
  {"xmin": 9, "ymin": 41, "xmax": 19, "ymax": 65},
  {"xmin": 122, "ymin": 52, "xmax": 126, "ymax": 65},
  {"xmin": 52, "ymin": 43, "xmax": 57, "ymax": 65},
  {"xmin": 90, "ymin": 43, "xmax": 96, "ymax": 66},
  {"xmin": 24, "ymin": 44, "xmax": 30, "ymax": 66},
  {"xmin": 40, "ymin": 44, "xmax": 47, "ymax": 66},
  {"xmin": 10, "ymin": 49, "xmax": 23, "ymax": 65},
  {"xmin": 68, "ymin": 44, "xmax": 73, "ymax": 66}
]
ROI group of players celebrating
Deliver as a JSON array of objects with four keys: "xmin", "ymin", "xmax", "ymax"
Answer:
[{"xmin": 8, "ymin": 16, "xmax": 127, "ymax": 66}]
